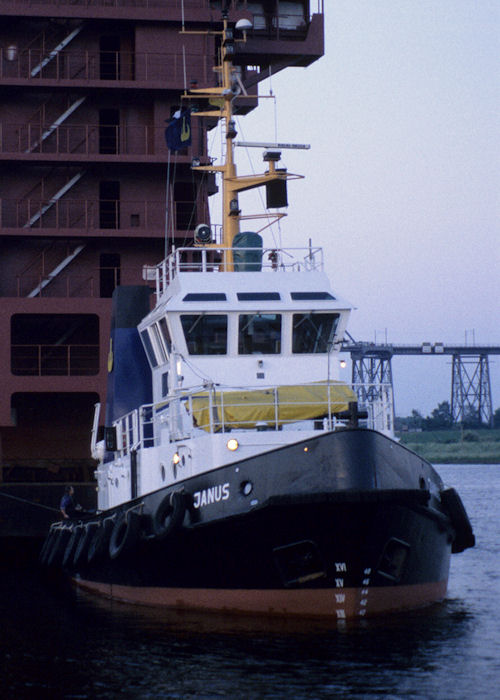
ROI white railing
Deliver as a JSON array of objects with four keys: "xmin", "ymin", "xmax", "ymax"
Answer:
[
  {"xmin": 108, "ymin": 380, "xmax": 393, "ymax": 458},
  {"xmin": 153, "ymin": 246, "xmax": 324, "ymax": 297},
  {"xmin": 114, "ymin": 405, "xmax": 155, "ymax": 455},
  {"xmin": 353, "ymin": 382, "xmax": 394, "ymax": 436}
]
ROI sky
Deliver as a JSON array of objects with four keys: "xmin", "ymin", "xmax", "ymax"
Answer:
[{"xmin": 216, "ymin": 0, "xmax": 499, "ymax": 416}]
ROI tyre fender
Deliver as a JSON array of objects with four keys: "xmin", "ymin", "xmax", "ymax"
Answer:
[
  {"xmin": 87, "ymin": 517, "xmax": 115, "ymax": 563},
  {"xmin": 62, "ymin": 524, "xmax": 83, "ymax": 568},
  {"xmin": 39, "ymin": 528, "xmax": 57, "ymax": 565},
  {"xmin": 109, "ymin": 510, "xmax": 141, "ymax": 560},
  {"xmin": 47, "ymin": 527, "xmax": 71, "ymax": 567},
  {"xmin": 152, "ymin": 491, "xmax": 186, "ymax": 540},
  {"xmin": 441, "ymin": 487, "xmax": 475, "ymax": 553},
  {"xmin": 73, "ymin": 522, "xmax": 98, "ymax": 568}
]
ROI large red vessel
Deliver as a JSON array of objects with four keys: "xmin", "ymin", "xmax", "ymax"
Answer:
[{"xmin": 0, "ymin": 0, "xmax": 324, "ymax": 539}]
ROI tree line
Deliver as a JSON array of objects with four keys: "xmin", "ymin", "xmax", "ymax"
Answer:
[{"xmin": 395, "ymin": 402, "xmax": 500, "ymax": 431}]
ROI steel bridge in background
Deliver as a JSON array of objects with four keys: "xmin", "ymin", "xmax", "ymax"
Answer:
[{"xmin": 341, "ymin": 337, "xmax": 500, "ymax": 426}]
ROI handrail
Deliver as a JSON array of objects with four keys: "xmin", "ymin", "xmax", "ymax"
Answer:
[
  {"xmin": 0, "ymin": 197, "xmax": 195, "ymax": 232},
  {"xmin": 0, "ymin": 1, "xmax": 215, "ymax": 10},
  {"xmin": 155, "ymin": 245, "xmax": 324, "ymax": 296},
  {"xmin": 0, "ymin": 48, "xmax": 209, "ymax": 84},
  {"xmin": 1, "ymin": 123, "xmax": 179, "ymax": 157},
  {"xmin": 0, "ymin": 1, "xmax": 323, "ymax": 18},
  {"xmin": 0, "ymin": 263, "xmax": 156, "ymax": 298},
  {"xmin": 1, "ymin": 265, "xmax": 150, "ymax": 298},
  {"xmin": 110, "ymin": 380, "xmax": 392, "ymax": 457}
]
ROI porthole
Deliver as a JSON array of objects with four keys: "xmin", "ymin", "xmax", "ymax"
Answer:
[
  {"xmin": 160, "ymin": 464, "xmax": 166, "ymax": 482},
  {"xmin": 240, "ymin": 480, "xmax": 253, "ymax": 496}
]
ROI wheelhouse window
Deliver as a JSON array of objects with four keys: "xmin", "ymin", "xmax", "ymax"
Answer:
[
  {"xmin": 158, "ymin": 317, "xmax": 172, "ymax": 356},
  {"xmin": 180, "ymin": 314, "xmax": 227, "ymax": 355},
  {"xmin": 151, "ymin": 324, "xmax": 167, "ymax": 364},
  {"xmin": 140, "ymin": 329, "xmax": 158, "ymax": 368},
  {"xmin": 238, "ymin": 314, "xmax": 281, "ymax": 354},
  {"xmin": 292, "ymin": 313, "xmax": 340, "ymax": 354}
]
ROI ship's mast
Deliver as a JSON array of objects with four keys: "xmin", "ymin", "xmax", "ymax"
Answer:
[{"xmin": 185, "ymin": 15, "xmax": 292, "ymax": 270}]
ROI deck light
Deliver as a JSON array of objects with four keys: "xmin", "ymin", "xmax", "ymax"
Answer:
[
  {"xmin": 340, "ymin": 359, "xmax": 347, "ymax": 368},
  {"xmin": 173, "ymin": 453, "xmax": 180, "ymax": 465},
  {"xmin": 227, "ymin": 438, "xmax": 239, "ymax": 451},
  {"xmin": 235, "ymin": 18, "xmax": 253, "ymax": 32}
]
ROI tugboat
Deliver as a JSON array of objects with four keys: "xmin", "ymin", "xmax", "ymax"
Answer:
[{"xmin": 40, "ymin": 14, "xmax": 474, "ymax": 620}]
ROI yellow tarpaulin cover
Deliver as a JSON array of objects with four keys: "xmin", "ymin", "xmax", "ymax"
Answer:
[{"xmin": 186, "ymin": 382, "xmax": 357, "ymax": 431}]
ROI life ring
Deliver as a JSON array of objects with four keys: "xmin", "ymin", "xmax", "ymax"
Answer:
[
  {"xmin": 62, "ymin": 524, "xmax": 83, "ymax": 568},
  {"xmin": 152, "ymin": 491, "xmax": 186, "ymax": 540},
  {"xmin": 440, "ymin": 487, "xmax": 475, "ymax": 553},
  {"xmin": 73, "ymin": 522, "xmax": 98, "ymax": 568},
  {"xmin": 87, "ymin": 517, "xmax": 115, "ymax": 564},
  {"xmin": 109, "ymin": 510, "xmax": 141, "ymax": 560},
  {"xmin": 47, "ymin": 527, "xmax": 72, "ymax": 566}
]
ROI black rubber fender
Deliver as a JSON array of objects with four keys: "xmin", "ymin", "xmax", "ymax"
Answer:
[
  {"xmin": 39, "ymin": 528, "xmax": 57, "ymax": 565},
  {"xmin": 152, "ymin": 491, "xmax": 186, "ymax": 540},
  {"xmin": 441, "ymin": 487, "xmax": 475, "ymax": 553},
  {"xmin": 87, "ymin": 517, "xmax": 115, "ymax": 563},
  {"xmin": 108, "ymin": 510, "xmax": 141, "ymax": 560},
  {"xmin": 47, "ymin": 527, "xmax": 72, "ymax": 567},
  {"xmin": 62, "ymin": 524, "xmax": 83, "ymax": 568},
  {"xmin": 73, "ymin": 522, "xmax": 98, "ymax": 568}
]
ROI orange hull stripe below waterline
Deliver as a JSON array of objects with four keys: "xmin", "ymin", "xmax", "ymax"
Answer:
[{"xmin": 73, "ymin": 579, "xmax": 448, "ymax": 619}]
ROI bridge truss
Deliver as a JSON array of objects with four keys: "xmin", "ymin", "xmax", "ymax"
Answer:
[{"xmin": 342, "ymin": 338, "xmax": 500, "ymax": 426}]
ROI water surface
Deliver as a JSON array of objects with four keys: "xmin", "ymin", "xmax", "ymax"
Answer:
[{"xmin": 1, "ymin": 464, "xmax": 498, "ymax": 699}]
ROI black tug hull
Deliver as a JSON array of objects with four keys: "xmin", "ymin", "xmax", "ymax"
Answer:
[{"xmin": 41, "ymin": 429, "xmax": 472, "ymax": 620}]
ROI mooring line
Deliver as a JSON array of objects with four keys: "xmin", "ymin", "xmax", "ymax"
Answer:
[{"xmin": 0, "ymin": 490, "xmax": 60, "ymax": 512}]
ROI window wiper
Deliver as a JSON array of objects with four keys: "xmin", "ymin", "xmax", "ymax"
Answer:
[{"xmin": 185, "ymin": 314, "xmax": 204, "ymax": 334}]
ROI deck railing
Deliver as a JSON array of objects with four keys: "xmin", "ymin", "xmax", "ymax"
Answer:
[
  {"xmin": 110, "ymin": 381, "xmax": 393, "ymax": 457},
  {"xmin": 0, "ymin": 123, "xmax": 183, "ymax": 157},
  {"xmin": 0, "ymin": 48, "xmax": 209, "ymax": 84},
  {"xmin": 1, "ymin": 264, "xmax": 156, "ymax": 298},
  {"xmin": 0, "ymin": 198, "xmax": 200, "ymax": 232},
  {"xmin": 154, "ymin": 245, "xmax": 324, "ymax": 296},
  {"xmin": 0, "ymin": 0, "xmax": 208, "ymax": 8},
  {"xmin": 0, "ymin": 1, "xmax": 323, "ymax": 20}
]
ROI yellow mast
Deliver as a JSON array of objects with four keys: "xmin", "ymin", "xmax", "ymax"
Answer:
[{"xmin": 185, "ymin": 17, "xmax": 292, "ymax": 270}]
